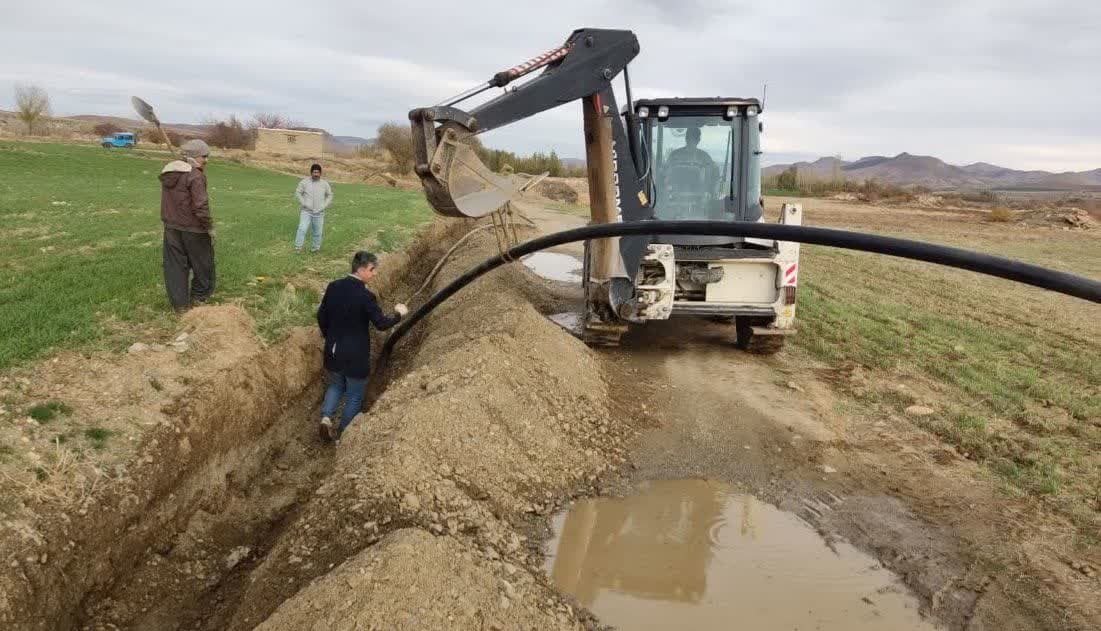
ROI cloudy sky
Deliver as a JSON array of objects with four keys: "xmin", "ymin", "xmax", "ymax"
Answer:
[{"xmin": 2, "ymin": 0, "xmax": 1098, "ymax": 171}]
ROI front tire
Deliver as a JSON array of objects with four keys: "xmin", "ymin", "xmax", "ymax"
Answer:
[{"xmin": 102, "ymin": 143, "xmax": 111, "ymax": 149}]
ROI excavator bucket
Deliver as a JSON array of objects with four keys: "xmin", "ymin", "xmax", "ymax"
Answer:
[
  {"xmin": 410, "ymin": 114, "xmax": 534, "ymax": 219},
  {"xmin": 439, "ymin": 141, "xmax": 525, "ymax": 218}
]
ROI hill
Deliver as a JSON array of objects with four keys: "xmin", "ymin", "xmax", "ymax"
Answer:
[{"xmin": 763, "ymin": 153, "xmax": 1101, "ymax": 191}]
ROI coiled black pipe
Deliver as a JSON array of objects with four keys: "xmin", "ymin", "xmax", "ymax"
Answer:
[{"xmin": 379, "ymin": 220, "xmax": 1101, "ymax": 361}]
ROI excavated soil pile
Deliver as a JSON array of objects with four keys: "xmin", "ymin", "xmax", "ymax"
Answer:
[
  {"xmin": 256, "ymin": 529, "xmax": 578, "ymax": 630},
  {"xmin": 226, "ymin": 231, "xmax": 632, "ymax": 629}
]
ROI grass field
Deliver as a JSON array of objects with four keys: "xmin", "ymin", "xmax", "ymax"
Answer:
[
  {"xmin": 0, "ymin": 141, "xmax": 433, "ymax": 369},
  {"xmin": 776, "ymin": 196, "xmax": 1101, "ymax": 538}
]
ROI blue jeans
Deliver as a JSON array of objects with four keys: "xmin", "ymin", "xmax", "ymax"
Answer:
[
  {"xmin": 320, "ymin": 370, "xmax": 367, "ymax": 433},
  {"xmin": 295, "ymin": 211, "xmax": 324, "ymax": 251}
]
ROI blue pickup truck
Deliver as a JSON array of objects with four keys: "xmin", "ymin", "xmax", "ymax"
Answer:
[{"xmin": 100, "ymin": 132, "xmax": 136, "ymax": 149}]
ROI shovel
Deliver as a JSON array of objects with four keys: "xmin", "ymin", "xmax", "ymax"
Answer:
[{"xmin": 131, "ymin": 96, "xmax": 177, "ymax": 157}]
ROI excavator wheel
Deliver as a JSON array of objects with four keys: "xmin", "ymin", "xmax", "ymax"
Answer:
[
  {"xmin": 735, "ymin": 318, "xmax": 786, "ymax": 355},
  {"xmin": 581, "ymin": 316, "xmax": 626, "ymax": 347},
  {"xmin": 580, "ymin": 239, "xmax": 626, "ymax": 347}
]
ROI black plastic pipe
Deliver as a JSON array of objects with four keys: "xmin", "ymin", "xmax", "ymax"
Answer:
[{"xmin": 379, "ymin": 221, "xmax": 1101, "ymax": 361}]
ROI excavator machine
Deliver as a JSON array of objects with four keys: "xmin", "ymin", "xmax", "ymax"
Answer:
[{"xmin": 409, "ymin": 28, "xmax": 801, "ymax": 352}]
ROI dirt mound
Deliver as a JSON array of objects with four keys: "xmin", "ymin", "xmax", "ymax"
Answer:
[
  {"xmin": 529, "ymin": 177, "xmax": 588, "ymax": 207},
  {"xmin": 178, "ymin": 305, "xmax": 261, "ymax": 362},
  {"xmin": 256, "ymin": 528, "xmax": 583, "ymax": 631},
  {"xmin": 1016, "ymin": 207, "xmax": 1100, "ymax": 231},
  {"xmin": 0, "ymin": 305, "xmax": 262, "ymax": 514},
  {"xmin": 1060, "ymin": 208, "xmax": 1097, "ymax": 229},
  {"xmin": 0, "ymin": 324, "xmax": 319, "ymax": 629},
  {"xmin": 226, "ymin": 231, "xmax": 628, "ymax": 628},
  {"xmin": 536, "ymin": 179, "xmax": 580, "ymax": 204}
]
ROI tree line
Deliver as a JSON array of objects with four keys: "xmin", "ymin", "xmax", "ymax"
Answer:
[{"xmin": 373, "ymin": 122, "xmax": 583, "ymax": 177}]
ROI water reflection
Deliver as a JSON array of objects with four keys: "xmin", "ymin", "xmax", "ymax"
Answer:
[
  {"xmin": 545, "ymin": 480, "xmax": 940, "ymax": 630},
  {"xmin": 520, "ymin": 252, "xmax": 582, "ymax": 282},
  {"xmin": 551, "ymin": 479, "xmax": 727, "ymax": 605}
]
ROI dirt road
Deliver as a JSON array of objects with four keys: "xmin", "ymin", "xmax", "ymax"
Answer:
[{"xmin": 519, "ymin": 201, "xmax": 1098, "ymax": 630}]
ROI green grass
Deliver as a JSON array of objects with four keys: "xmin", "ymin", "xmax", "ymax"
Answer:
[
  {"xmin": 794, "ymin": 242, "xmax": 1100, "ymax": 527},
  {"xmin": 0, "ymin": 141, "xmax": 433, "ymax": 369},
  {"xmin": 83, "ymin": 427, "xmax": 112, "ymax": 450},
  {"xmin": 27, "ymin": 401, "xmax": 73, "ymax": 423}
]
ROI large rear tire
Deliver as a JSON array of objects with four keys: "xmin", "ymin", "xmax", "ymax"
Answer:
[
  {"xmin": 735, "ymin": 318, "xmax": 785, "ymax": 355},
  {"xmin": 580, "ymin": 239, "xmax": 626, "ymax": 347}
]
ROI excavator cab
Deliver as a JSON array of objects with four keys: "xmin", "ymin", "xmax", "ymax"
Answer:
[{"xmin": 637, "ymin": 99, "xmax": 765, "ymax": 240}]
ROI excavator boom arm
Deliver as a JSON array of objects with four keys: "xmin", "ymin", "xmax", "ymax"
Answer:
[{"xmin": 408, "ymin": 28, "xmax": 652, "ymax": 283}]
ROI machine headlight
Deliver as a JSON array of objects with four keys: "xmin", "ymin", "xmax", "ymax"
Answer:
[
  {"xmin": 746, "ymin": 105, "xmax": 759, "ymax": 116},
  {"xmin": 638, "ymin": 106, "xmax": 649, "ymax": 118},
  {"xmin": 725, "ymin": 106, "xmax": 738, "ymax": 119},
  {"xmin": 657, "ymin": 105, "xmax": 669, "ymax": 119}
]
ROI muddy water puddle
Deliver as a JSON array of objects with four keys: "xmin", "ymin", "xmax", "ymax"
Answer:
[
  {"xmin": 521, "ymin": 252, "xmax": 582, "ymax": 282},
  {"xmin": 548, "ymin": 311, "xmax": 583, "ymax": 336},
  {"xmin": 545, "ymin": 479, "xmax": 939, "ymax": 630}
]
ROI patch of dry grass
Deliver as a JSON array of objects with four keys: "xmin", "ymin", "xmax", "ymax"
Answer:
[{"xmin": 0, "ymin": 439, "xmax": 104, "ymax": 509}]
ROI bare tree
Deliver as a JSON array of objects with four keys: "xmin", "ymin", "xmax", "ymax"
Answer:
[
  {"xmin": 14, "ymin": 83, "xmax": 51, "ymax": 135},
  {"xmin": 249, "ymin": 112, "xmax": 303, "ymax": 130},
  {"xmin": 203, "ymin": 115, "xmax": 252, "ymax": 149},
  {"xmin": 376, "ymin": 122, "xmax": 414, "ymax": 173}
]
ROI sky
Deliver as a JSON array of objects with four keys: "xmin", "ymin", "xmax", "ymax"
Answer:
[{"xmin": 1, "ymin": 0, "xmax": 1098, "ymax": 171}]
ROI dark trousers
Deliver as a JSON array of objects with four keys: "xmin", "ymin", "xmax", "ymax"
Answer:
[{"xmin": 163, "ymin": 227, "xmax": 215, "ymax": 311}]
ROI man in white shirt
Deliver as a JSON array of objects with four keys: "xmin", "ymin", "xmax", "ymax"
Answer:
[{"xmin": 294, "ymin": 163, "xmax": 333, "ymax": 252}]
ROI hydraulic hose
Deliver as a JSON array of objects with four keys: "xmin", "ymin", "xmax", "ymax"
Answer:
[{"xmin": 379, "ymin": 221, "xmax": 1101, "ymax": 361}]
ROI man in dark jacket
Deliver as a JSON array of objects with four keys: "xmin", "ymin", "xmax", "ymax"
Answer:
[
  {"xmin": 160, "ymin": 139, "xmax": 215, "ymax": 314},
  {"xmin": 316, "ymin": 251, "xmax": 408, "ymax": 441}
]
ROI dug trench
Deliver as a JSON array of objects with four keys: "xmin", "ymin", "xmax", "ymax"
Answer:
[{"xmin": 3, "ymin": 206, "xmax": 1091, "ymax": 630}]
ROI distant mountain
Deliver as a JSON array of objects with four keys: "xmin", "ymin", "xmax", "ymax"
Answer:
[
  {"xmin": 66, "ymin": 114, "xmax": 219, "ymax": 138},
  {"xmin": 332, "ymin": 135, "xmax": 375, "ymax": 148},
  {"xmin": 762, "ymin": 153, "xmax": 1101, "ymax": 191},
  {"xmin": 561, "ymin": 157, "xmax": 586, "ymax": 169}
]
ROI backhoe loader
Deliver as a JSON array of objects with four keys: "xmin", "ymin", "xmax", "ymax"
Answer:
[{"xmin": 409, "ymin": 28, "xmax": 800, "ymax": 352}]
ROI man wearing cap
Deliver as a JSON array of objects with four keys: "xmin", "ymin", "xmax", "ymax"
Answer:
[
  {"xmin": 294, "ymin": 163, "xmax": 333, "ymax": 252},
  {"xmin": 159, "ymin": 139, "xmax": 215, "ymax": 314}
]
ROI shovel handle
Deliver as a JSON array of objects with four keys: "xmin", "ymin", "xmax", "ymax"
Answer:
[{"xmin": 157, "ymin": 124, "xmax": 178, "ymax": 157}]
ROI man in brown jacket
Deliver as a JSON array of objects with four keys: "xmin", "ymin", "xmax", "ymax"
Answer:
[{"xmin": 160, "ymin": 139, "xmax": 215, "ymax": 314}]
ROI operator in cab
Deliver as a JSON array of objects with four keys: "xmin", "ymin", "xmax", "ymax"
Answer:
[
  {"xmin": 662, "ymin": 126, "xmax": 722, "ymax": 217},
  {"xmin": 667, "ymin": 126, "xmax": 716, "ymax": 172},
  {"xmin": 665, "ymin": 126, "xmax": 720, "ymax": 196}
]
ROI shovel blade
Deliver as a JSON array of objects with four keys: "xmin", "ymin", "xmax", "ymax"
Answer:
[{"xmin": 131, "ymin": 96, "xmax": 159, "ymax": 125}]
